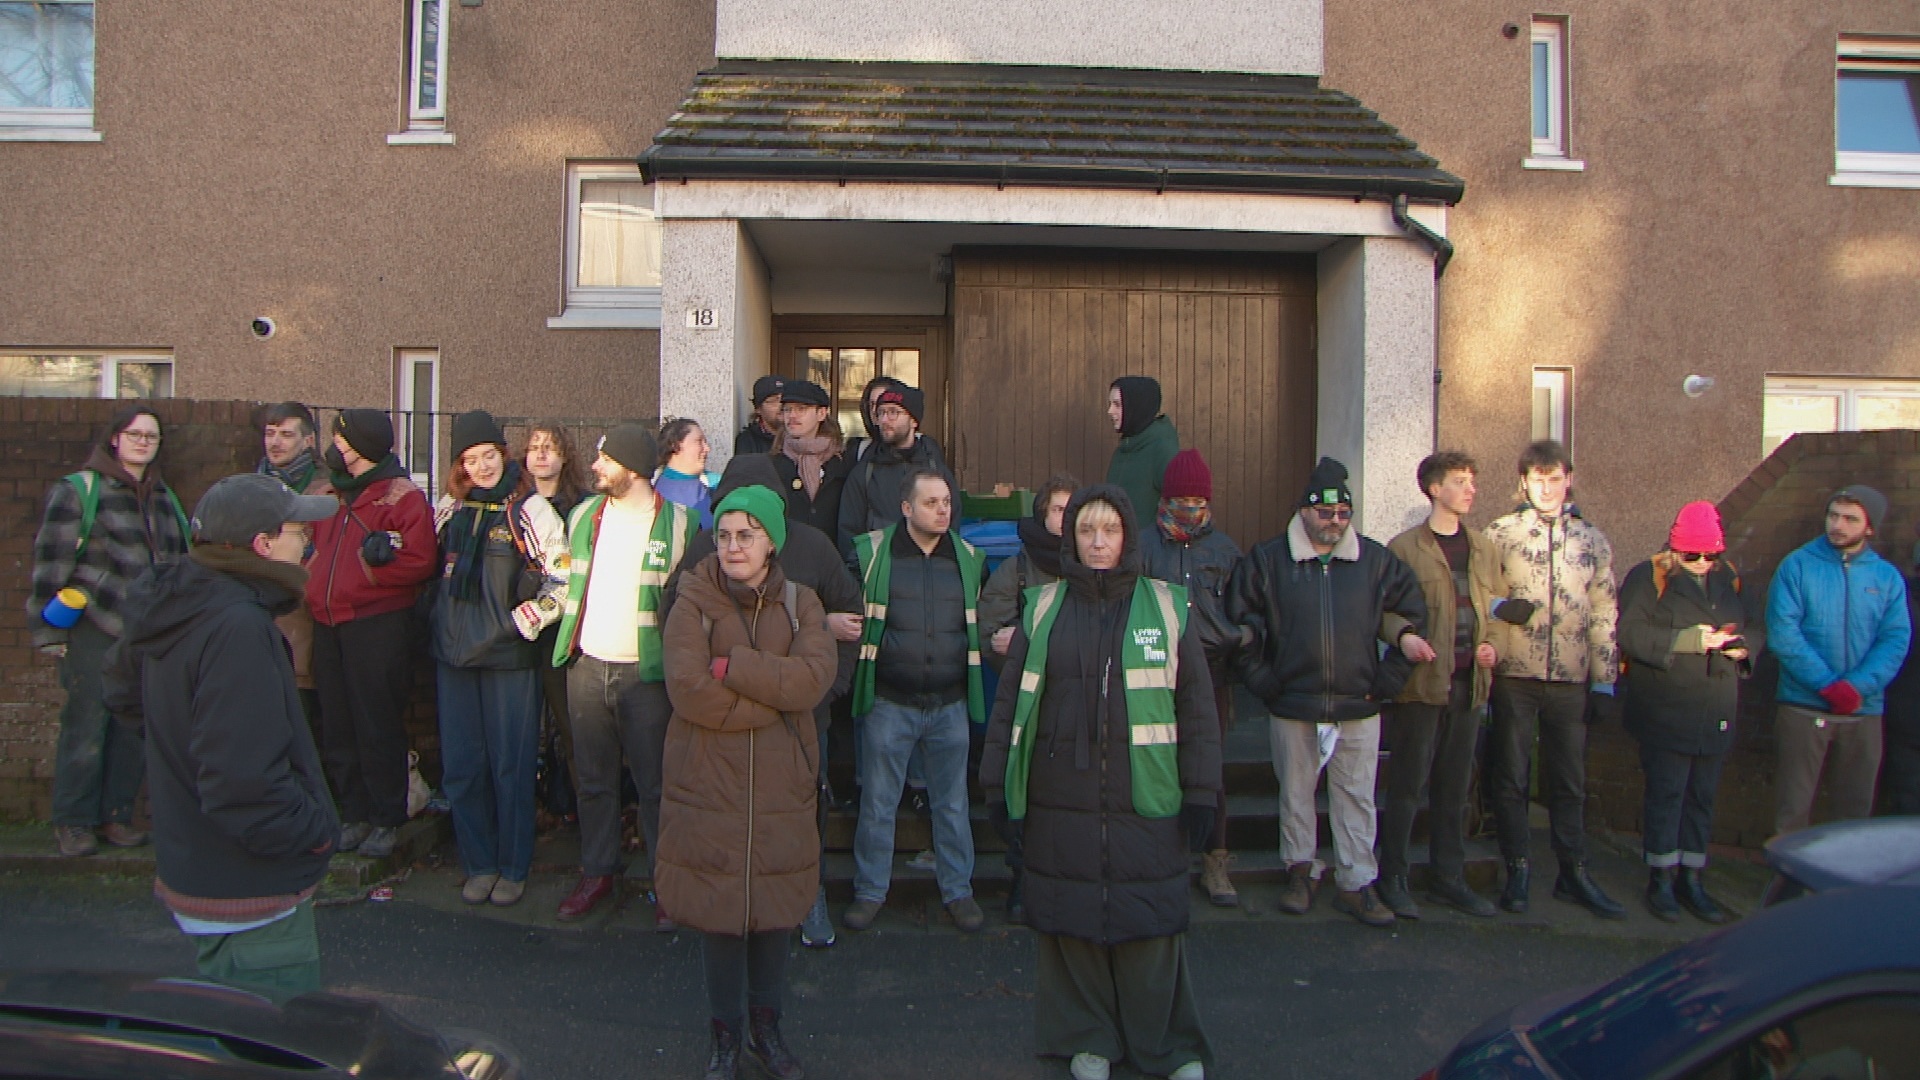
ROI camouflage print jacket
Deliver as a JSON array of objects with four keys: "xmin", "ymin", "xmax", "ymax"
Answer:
[{"xmin": 1483, "ymin": 505, "xmax": 1620, "ymax": 685}]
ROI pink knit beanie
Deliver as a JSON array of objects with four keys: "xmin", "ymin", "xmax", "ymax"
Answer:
[{"xmin": 1668, "ymin": 501, "xmax": 1725, "ymax": 554}]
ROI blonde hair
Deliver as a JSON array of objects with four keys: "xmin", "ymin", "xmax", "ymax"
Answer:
[{"xmin": 1075, "ymin": 498, "xmax": 1123, "ymax": 533}]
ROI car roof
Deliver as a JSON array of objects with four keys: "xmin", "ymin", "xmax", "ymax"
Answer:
[
  {"xmin": 1765, "ymin": 818, "xmax": 1920, "ymax": 890},
  {"xmin": 1528, "ymin": 886, "xmax": 1920, "ymax": 1079}
]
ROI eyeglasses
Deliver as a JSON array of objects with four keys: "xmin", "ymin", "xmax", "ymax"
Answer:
[
  {"xmin": 120, "ymin": 430, "xmax": 162, "ymax": 444},
  {"xmin": 1310, "ymin": 506, "xmax": 1353, "ymax": 522},
  {"xmin": 1677, "ymin": 551, "xmax": 1720, "ymax": 564},
  {"xmin": 873, "ymin": 406, "xmax": 909, "ymax": 422},
  {"xmin": 716, "ymin": 530, "xmax": 767, "ymax": 550}
]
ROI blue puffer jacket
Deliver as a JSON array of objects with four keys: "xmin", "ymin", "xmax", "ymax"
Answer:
[{"xmin": 1766, "ymin": 537, "xmax": 1912, "ymax": 715}]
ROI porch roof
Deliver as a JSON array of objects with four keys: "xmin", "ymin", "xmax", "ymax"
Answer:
[{"xmin": 641, "ymin": 61, "xmax": 1465, "ymax": 204}]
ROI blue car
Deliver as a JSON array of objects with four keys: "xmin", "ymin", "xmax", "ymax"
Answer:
[{"xmin": 1422, "ymin": 883, "xmax": 1920, "ymax": 1079}]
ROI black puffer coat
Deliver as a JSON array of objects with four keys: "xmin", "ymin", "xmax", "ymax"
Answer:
[
  {"xmin": 979, "ymin": 486, "xmax": 1221, "ymax": 945},
  {"xmin": 1618, "ymin": 557, "xmax": 1764, "ymax": 756}
]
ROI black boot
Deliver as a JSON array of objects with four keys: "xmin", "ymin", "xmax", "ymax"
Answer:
[
  {"xmin": 1554, "ymin": 862, "xmax": 1627, "ymax": 920},
  {"xmin": 704, "ymin": 1020, "xmax": 740, "ymax": 1080},
  {"xmin": 1006, "ymin": 867, "xmax": 1027, "ymax": 925},
  {"xmin": 1676, "ymin": 867, "xmax": 1730, "ymax": 925},
  {"xmin": 1500, "ymin": 858, "xmax": 1530, "ymax": 914},
  {"xmin": 745, "ymin": 1006, "xmax": 805, "ymax": 1080},
  {"xmin": 1645, "ymin": 867, "xmax": 1682, "ymax": 923}
]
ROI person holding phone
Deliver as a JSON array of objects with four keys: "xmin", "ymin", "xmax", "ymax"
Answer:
[{"xmin": 1617, "ymin": 501, "xmax": 1763, "ymax": 924}]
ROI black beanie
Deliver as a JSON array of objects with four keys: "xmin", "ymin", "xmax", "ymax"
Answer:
[
  {"xmin": 1111, "ymin": 376, "xmax": 1162, "ymax": 439},
  {"xmin": 597, "ymin": 423, "xmax": 658, "ymax": 477},
  {"xmin": 333, "ymin": 409, "xmax": 394, "ymax": 461},
  {"xmin": 876, "ymin": 384, "xmax": 925, "ymax": 425},
  {"xmin": 715, "ymin": 451, "xmax": 784, "ymax": 503},
  {"xmin": 450, "ymin": 410, "xmax": 505, "ymax": 457},
  {"xmin": 1301, "ymin": 456, "xmax": 1353, "ymax": 507}
]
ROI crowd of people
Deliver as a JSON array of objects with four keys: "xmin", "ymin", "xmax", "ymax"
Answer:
[{"xmin": 27, "ymin": 377, "xmax": 1918, "ymax": 1080}]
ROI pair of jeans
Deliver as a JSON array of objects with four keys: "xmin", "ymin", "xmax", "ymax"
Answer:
[
  {"xmin": 1774, "ymin": 705, "xmax": 1882, "ymax": 834},
  {"xmin": 1270, "ymin": 715, "xmax": 1381, "ymax": 892},
  {"xmin": 1379, "ymin": 674, "xmax": 1481, "ymax": 881},
  {"xmin": 312, "ymin": 609, "xmax": 415, "ymax": 827},
  {"xmin": 51, "ymin": 620, "xmax": 143, "ymax": 828},
  {"xmin": 566, "ymin": 656, "xmax": 671, "ymax": 878},
  {"xmin": 1637, "ymin": 742, "xmax": 1725, "ymax": 867},
  {"xmin": 702, "ymin": 930, "xmax": 790, "ymax": 1029},
  {"xmin": 1489, "ymin": 677, "xmax": 1590, "ymax": 867},
  {"xmin": 437, "ymin": 664, "xmax": 542, "ymax": 881},
  {"xmin": 854, "ymin": 697, "xmax": 974, "ymax": 904},
  {"xmin": 189, "ymin": 900, "xmax": 321, "ymax": 998}
]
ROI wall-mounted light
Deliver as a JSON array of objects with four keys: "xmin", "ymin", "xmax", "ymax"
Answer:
[
  {"xmin": 1502, "ymin": 22, "xmax": 1521, "ymax": 38},
  {"xmin": 1683, "ymin": 374, "xmax": 1715, "ymax": 398}
]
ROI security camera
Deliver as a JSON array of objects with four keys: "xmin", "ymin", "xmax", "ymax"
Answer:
[{"xmin": 250, "ymin": 317, "xmax": 276, "ymax": 339}]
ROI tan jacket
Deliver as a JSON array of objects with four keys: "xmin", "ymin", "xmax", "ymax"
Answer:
[
  {"xmin": 1483, "ymin": 506, "xmax": 1620, "ymax": 685},
  {"xmin": 275, "ymin": 470, "xmax": 335, "ymax": 689},
  {"xmin": 1387, "ymin": 523, "xmax": 1507, "ymax": 708},
  {"xmin": 656, "ymin": 555, "xmax": 837, "ymax": 935}
]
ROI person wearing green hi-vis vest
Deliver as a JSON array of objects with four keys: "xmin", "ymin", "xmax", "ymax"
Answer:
[
  {"xmin": 979, "ymin": 485, "xmax": 1221, "ymax": 1080},
  {"xmin": 548, "ymin": 423, "xmax": 701, "ymax": 928}
]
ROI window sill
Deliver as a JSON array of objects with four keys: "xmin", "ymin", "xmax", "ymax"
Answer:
[
  {"xmin": 0, "ymin": 127, "xmax": 101, "ymax": 142},
  {"xmin": 387, "ymin": 130, "xmax": 456, "ymax": 146},
  {"xmin": 546, "ymin": 307, "xmax": 662, "ymax": 330},
  {"xmin": 1830, "ymin": 171, "xmax": 1920, "ymax": 190},
  {"xmin": 1523, "ymin": 156, "xmax": 1586, "ymax": 172}
]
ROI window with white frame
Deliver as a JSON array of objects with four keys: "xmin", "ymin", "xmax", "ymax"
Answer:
[
  {"xmin": 1763, "ymin": 375, "xmax": 1920, "ymax": 457},
  {"xmin": 395, "ymin": 348, "xmax": 439, "ymax": 486},
  {"xmin": 548, "ymin": 163, "xmax": 664, "ymax": 329},
  {"xmin": 0, "ymin": 1, "xmax": 97, "ymax": 141},
  {"xmin": 389, "ymin": 0, "xmax": 452, "ymax": 144},
  {"xmin": 1834, "ymin": 36, "xmax": 1920, "ymax": 189},
  {"xmin": 1525, "ymin": 17, "xmax": 1581, "ymax": 170},
  {"xmin": 0, "ymin": 351, "xmax": 172, "ymax": 398},
  {"xmin": 1531, "ymin": 367, "xmax": 1572, "ymax": 445}
]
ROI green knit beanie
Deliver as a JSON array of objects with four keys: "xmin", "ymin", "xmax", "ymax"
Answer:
[{"xmin": 713, "ymin": 484, "xmax": 788, "ymax": 552}]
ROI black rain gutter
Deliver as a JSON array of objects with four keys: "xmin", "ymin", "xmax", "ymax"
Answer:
[{"xmin": 1391, "ymin": 192, "xmax": 1454, "ymax": 277}]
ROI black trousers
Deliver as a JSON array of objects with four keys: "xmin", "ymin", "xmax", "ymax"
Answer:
[
  {"xmin": 1379, "ymin": 674, "xmax": 1479, "ymax": 881},
  {"xmin": 1637, "ymin": 741, "xmax": 1724, "ymax": 866},
  {"xmin": 1489, "ymin": 677, "xmax": 1589, "ymax": 866},
  {"xmin": 312, "ymin": 609, "xmax": 415, "ymax": 827},
  {"xmin": 702, "ymin": 930, "xmax": 790, "ymax": 1029},
  {"xmin": 1882, "ymin": 698, "xmax": 1920, "ymax": 816}
]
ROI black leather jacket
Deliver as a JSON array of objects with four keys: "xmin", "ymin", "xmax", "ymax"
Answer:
[{"xmin": 1139, "ymin": 524, "xmax": 1242, "ymax": 676}]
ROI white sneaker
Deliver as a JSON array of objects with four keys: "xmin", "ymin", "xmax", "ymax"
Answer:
[
  {"xmin": 1169, "ymin": 1061, "xmax": 1205, "ymax": 1080},
  {"xmin": 1070, "ymin": 1052, "xmax": 1111, "ymax": 1080},
  {"xmin": 906, "ymin": 849, "xmax": 937, "ymax": 871}
]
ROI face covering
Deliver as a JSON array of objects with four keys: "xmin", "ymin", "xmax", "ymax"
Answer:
[
  {"xmin": 323, "ymin": 445, "xmax": 348, "ymax": 473},
  {"xmin": 1157, "ymin": 499, "xmax": 1212, "ymax": 543}
]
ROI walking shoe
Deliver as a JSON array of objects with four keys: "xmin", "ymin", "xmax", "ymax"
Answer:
[
  {"xmin": 53, "ymin": 825, "xmax": 97, "ymax": 858},
  {"xmin": 1376, "ymin": 874, "xmax": 1421, "ymax": 919},
  {"xmin": 1333, "ymin": 885, "xmax": 1396, "ymax": 928},
  {"xmin": 1676, "ymin": 867, "xmax": 1731, "ymax": 925},
  {"xmin": 1069, "ymin": 1053, "xmax": 1111, "ymax": 1080},
  {"xmin": 1200, "ymin": 850, "xmax": 1239, "ymax": 907},
  {"xmin": 1499, "ymin": 857, "xmax": 1530, "ymax": 914},
  {"xmin": 947, "ymin": 896, "xmax": 986, "ymax": 932},
  {"xmin": 97, "ymin": 822, "xmax": 148, "ymax": 848},
  {"xmin": 357, "ymin": 826, "xmax": 398, "ymax": 861},
  {"xmin": 556, "ymin": 874, "xmax": 615, "ymax": 921},
  {"xmin": 1427, "ymin": 876, "xmax": 1498, "ymax": 918},
  {"xmin": 1275, "ymin": 862, "xmax": 1317, "ymax": 916},
  {"xmin": 704, "ymin": 1019, "xmax": 740, "ymax": 1080},
  {"xmin": 800, "ymin": 888, "xmax": 836, "ymax": 948},
  {"xmin": 1169, "ymin": 1061, "xmax": 1205, "ymax": 1080},
  {"xmin": 338, "ymin": 821, "xmax": 372, "ymax": 852},
  {"xmin": 1553, "ymin": 862, "xmax": 1627, "ymax": 920},
  {"xmin": 651, "ymin": 893, "xmax": 678, "ymax": 933},
  {"xmin": 462, "ymin": 873, "xmax": 500, "ymax": 905},
  {"xmin": 745, "ymin": 1006, "xmax": 805, "ymax": 1080},
  {"xmin": 1645, "ymin": 867, "xmax": 1682, "ymax": 922},
  {"xmin": 906, "ymin": 849, "xmax": 937, "ymax": 871},
  {"xmin": 489, "ymin": 878, "xmax": 525, "ymax": 907},
  {"xmin": 842, "ymin": 899, "xmax": 882, "ymax": 931}
]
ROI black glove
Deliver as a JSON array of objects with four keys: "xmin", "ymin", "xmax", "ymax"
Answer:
[
  {"xmin": 1493, "ymin": 598, "xmax": 1537, "ymax": 626},
  {"xmin": 361, "ymin": 530, "xmax": 398, "ymax": 567},
  {"xmin": 988, "ymin": 801, "xmax": 1022, "ymax": 848},
  {"xmin": 1180, "ymin": 803, "xmax": 1217, "ymax": 853}
]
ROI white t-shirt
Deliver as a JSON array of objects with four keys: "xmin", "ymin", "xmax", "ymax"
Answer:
[{"xmin": 578, "ymin": 497, "xmax": 656, "ymax": 663}]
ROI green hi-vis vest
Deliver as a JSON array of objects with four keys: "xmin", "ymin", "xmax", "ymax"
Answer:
[
  {"xmin": 849, "ymin": 524, "xmax": 988, "ymax": 722},
  {"xmin": 1004, "ymin": 576, "xmax": 1188, "ymax": 820},
  {"xmin": 551, "ymin": 493, "xmax": 697, "ymax": 681}
]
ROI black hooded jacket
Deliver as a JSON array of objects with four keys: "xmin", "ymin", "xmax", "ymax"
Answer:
[
  {"xmin": 979, "ymin": 485, "xmax": 1221, "ymax": 945},
  {"xmin": 103, "ymin": 551, "xmax": 339, "ymax": 903}
]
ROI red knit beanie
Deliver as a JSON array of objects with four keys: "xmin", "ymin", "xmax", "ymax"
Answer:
[
  {"xmin": 1668, "ymin": 501, "xmax": 1725, "ymax": 554},
  {"xmin": 1162, "ymin": 449, "xmax": 1212, "ymax": 501}
]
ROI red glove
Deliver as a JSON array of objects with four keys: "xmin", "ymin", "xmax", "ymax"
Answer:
[
  {"xmin": 710, "ymin": 657, "xmax": 729, "ymax": 681},
  {"xmin": 1819, "ymin": 680, "xmax": 1863, "ymax": 716}
]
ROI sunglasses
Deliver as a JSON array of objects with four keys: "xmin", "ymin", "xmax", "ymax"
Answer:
[
  {"xmin": 1677, "ymin": 551, "xmax": 1720, "ymax": 564},
  {"xmin": 1310, "ymin": 506, "xmax": 1353, "ymax": 522}
]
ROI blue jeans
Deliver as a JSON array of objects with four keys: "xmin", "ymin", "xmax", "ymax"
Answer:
[
  {"xmin": 854, "ymin": 697, "xmax": 974, "ymax": 904},
  {"xmin": 437, "ymin": 664, "xmax": 542, "ymax": 881}
]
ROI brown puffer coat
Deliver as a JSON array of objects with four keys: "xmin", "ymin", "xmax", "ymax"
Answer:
[{"xmin": 657, "ymin": 554, "xmax": 837, "ymax": 935}]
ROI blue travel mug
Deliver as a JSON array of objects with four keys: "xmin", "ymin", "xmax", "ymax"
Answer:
[{"xmin": 41, "ymin": 588, "xmax": 88, "ymax": 629}]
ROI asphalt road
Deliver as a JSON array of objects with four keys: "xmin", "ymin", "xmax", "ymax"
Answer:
[{"xmin": 0, "ymin": 869, "xmax": 1683, "ymax": 1080}]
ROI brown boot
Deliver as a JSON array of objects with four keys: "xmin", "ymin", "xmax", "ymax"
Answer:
[
  {"xmin": 97, "ymin": 822, "xmax": 149, "ymax": 848},
  {"xmin": 1275, "ymin": 861, "xmax": 1317, "ymax": 916},
  {"xmin": 1200, "ymin": 850, "xmax": 1239, "ymax": 907},
  {"xmin": 1334, "ymin": 885, "xmax": 1396, "ymax": 928},
  {"xmin": 54, "ymin": 825, "xmax": 97, "ymax": 858}
]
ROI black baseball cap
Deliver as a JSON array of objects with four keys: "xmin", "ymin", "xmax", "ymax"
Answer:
[
  {"xmin": 191, "ymin": 473, "xmax": 336, "ymax": 545},
  {"xmin": 752, "ymin": 375, "xmax": 787, "ymax": 405}
]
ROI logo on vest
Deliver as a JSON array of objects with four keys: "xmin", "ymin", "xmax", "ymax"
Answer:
[
  {"xmin": 1132, "ymin": 627, "xmax": 1167, "ymax": 664},
  {"xmin": 644, "ymin": 538, "xmax": 668, "ymax": 564}
]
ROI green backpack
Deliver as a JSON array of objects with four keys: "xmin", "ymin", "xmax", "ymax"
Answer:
[{"xmin": 65, "ymin": 470, "xmax": 191, "ymax": 559}]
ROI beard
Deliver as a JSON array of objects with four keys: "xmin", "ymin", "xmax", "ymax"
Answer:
[
  {"xmin": 597, "ymin": 470, "xmax": 634, "ymax": 498},
  {"xmin": 1308, "ymin": 521, "xmax": 1347, "ymax": 548}
]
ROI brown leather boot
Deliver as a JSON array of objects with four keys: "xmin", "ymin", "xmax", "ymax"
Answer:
[
  {"xmin": 1200, "ymin": 850, "xmax": 1239, "ymax": 907},
  {"xmin": 97, "ymin": 822, "xmax": 148, "ymax": 848},
  {"xmin": 53, "ymin": 825, "xmax": 97, "ymax": 858},
  {"xmin": 745, "ymin": 1006, "xmax": 804, "ymax": 1079},
  {"xmin": 1275, "ymin": 861, "xmax": 1317, "ymax": 916}
]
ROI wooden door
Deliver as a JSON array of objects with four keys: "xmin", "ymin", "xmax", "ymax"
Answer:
[
  {"xmin": 950, "ymin": 250, "xmax": 1316, "ymax": 548},
  {"xmin": 772, "ymin": 316, "xmax": 949, "ymax": 447}
]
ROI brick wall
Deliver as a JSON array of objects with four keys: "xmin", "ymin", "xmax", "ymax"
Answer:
[{"xmin": 1585, "ymin": 429, "xmax": 1920, "ymax": 850}]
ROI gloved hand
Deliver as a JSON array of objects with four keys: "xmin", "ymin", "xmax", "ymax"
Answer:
[
  {"xmin": 1492, "ymin": 598, "xmax": 1538, "ymax": 626},
  {"xmin": 988, "ymin": 800, "xmax": 1023, "ymax": 848},
  {"xmin": 511, "ymin": 601, "xmax": 545, "ymax": 641},
  {"xmin": 1181, "ymin": 803, "xmax": 1217, "ymax": 853},
  {"xmin": 1586, "ymin": 683, "xmax": 1622, "ymax": 726},
  {"xmin": 1819, "ymin": 680, "xmax": 1863, "ymax": 717},
  {"xmin": 361, "ymin": 530, "xmax": 400, "ymax": 567}
]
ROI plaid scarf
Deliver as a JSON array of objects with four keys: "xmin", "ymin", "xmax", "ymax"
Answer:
[
  {"xmin": 257, "ymin": 449, "xmax": 317, "ymax": 494},
  {"xmin": 1157, "ymin": 499, "xmax": 1212, "ymax": 544}
]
